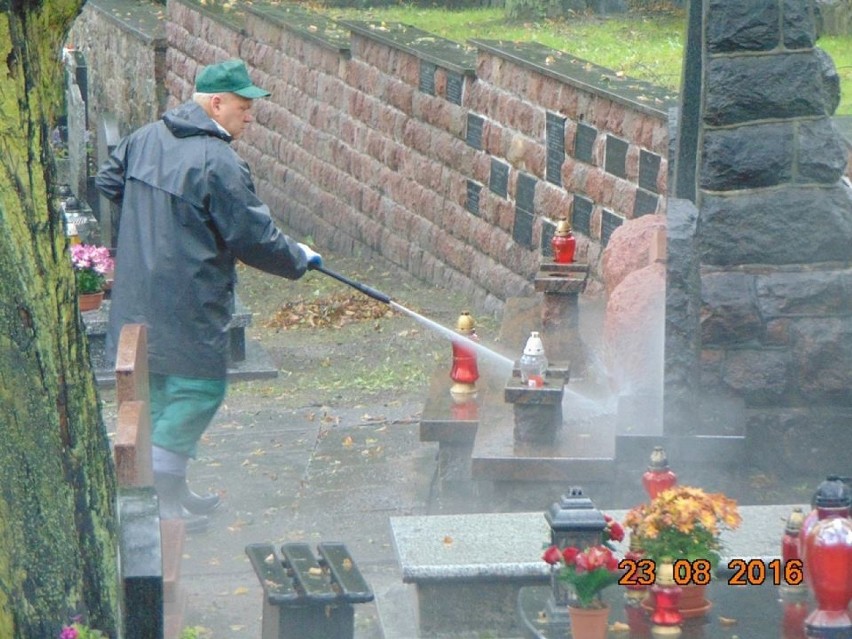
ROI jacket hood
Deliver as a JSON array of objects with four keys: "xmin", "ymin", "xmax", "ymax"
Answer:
[{"xmin": 163, "ymin": 101, "xmax": 232, "ymax": 142}]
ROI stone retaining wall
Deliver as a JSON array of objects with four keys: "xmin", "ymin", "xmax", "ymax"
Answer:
[{"xmin": 81, "ymin": 0, "xmax": 676, "ymax": 310}]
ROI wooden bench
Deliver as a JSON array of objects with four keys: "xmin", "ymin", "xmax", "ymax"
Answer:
[{"xmin": 246, "ymin": 541, "xmax": 374, "ymax": 639}]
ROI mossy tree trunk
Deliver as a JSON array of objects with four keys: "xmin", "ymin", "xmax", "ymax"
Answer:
[{"xmin": 0, "ymin": 2, "xmax": 120, "ymax": 638}]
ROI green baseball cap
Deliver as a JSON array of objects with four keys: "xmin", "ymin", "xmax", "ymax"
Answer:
[{"xmin": 195, "ymin": 59, "xmax": 270, "ymax": 98}]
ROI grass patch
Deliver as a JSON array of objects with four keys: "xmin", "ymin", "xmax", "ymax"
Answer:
[{"xmin": 316, "ymin": 5, "xmax": 851, "ymax": 115}]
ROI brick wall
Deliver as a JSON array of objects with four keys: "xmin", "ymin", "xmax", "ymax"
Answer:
[
  {"xmin": 162, "ymin": 0, "xmax": 673, "ymax": 311},
  {"xmin": 69, "ymin": 0, "xmax": 168, "ymax": 137}
]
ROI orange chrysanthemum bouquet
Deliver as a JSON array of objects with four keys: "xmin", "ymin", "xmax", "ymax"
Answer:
[{"xmin": 624, "ymin": 486, "xmax": 742, "ymax": 568}]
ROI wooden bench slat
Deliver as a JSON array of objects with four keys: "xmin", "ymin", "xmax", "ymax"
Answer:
[
  {"xmin": 245, "ymin": 543, "xmax": 300, "ymax": 604},
  {"xmin": 280, "ymin": 543, "xmax": 337, "ymax": 602},
  {"xmin": 317, "ymin": 542, "xmax": 374, "ymax": 603}
]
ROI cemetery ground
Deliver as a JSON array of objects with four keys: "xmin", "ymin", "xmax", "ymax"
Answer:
[{"xmin": 96, "ymin": 247, "xmax": 814, "ymax": 638}]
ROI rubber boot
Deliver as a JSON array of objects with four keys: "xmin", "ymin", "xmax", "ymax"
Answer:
[
  {"xmin": 181, "ymin": 478, "xmax": 221, "ymax": 515},
  {"xmin": 153, "ymin": 472, "xmax": 210, "ymax": 533}
]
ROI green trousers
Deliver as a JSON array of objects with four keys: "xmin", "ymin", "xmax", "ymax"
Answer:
[{"xmin": 149, "ymin": 373, "xmax": 227, "ymax": 457}]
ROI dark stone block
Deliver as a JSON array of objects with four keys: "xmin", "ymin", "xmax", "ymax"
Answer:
[
  {"xmin": 466, "ymin": 180, "xmax": 481, "ymax": 216},
  {"xmin": 700, "ymin": 271, "xmax": 763, "ymax": 346},
  {"xmin": 700, "ymin": 123, "xmax": 794, "ymax": 191},
  {"xmin": 698, "ymin": 184, "xmax": 852, "ymax": 266},
  {"xmin": 638, "ymin": 150, "xmax": 661, "ymax": 193},
  {"xmin": 446, "ymin": 71, "xmax": 464, "ymax": 105},
  {"xmin": 755, "ymin": 270, "xmax": 847, "ymax": 318},
  {"xmin": 573, "ymin": 123, "xmax": 597, "ymax": 164},
  {"xmin": 705, "ymin": 53, "xmax": 828, "ymax": 126},
  {"xmin": 600, "ymin": 209, "xmax": 623, "ymax": 247},
  {"xmin": 797, "ymin": 118, "xmax": 848, "ymax": 184},
  {"xmin": 490, "ymin": 158, "xmax": 509, "ymax": 197},
  {"xmin": 706, "ymin": 0, "xmax": 779, "ymax": 53},
  {"xmin": 633, "ymin": 189, "xmax": 658, "ymax": 217},
  {"xmin": 516, "ymin": 173, "xmax": 536, "ymax": 213},
  {"xmin": 118, "ymin": 488, "xmax": 164, "ymax": 639},
  {"xmin": 466, "ymin": 113, "xmax": 483, "ymax": 150},
  {"xmin": 572, "ymin": 195, "xmax": 593, "ymax": 236},
  {"xmin": 816, "ymin": 48, "xmax": 842, "ymax": 116},
  {"xmin": 513, "ymin": 208, "xmax": 534, "ymax": 248},
  {"xmin": 721, "ymin": 348, "xmax": 792, "ymax": 404},
  {"xmin": 604, "ymin": 135, "xmax": 628, "ymax": 178},
  {"xmin": 512, "ymin": 403, "xmax": 563, "ymax": 445},
  {"xmin": 783, "ymin": 0, "xmax": 817, "ymax": 49},
  {"xmin": 419, "ymin": 60, "xmax": 436, "ymax": 96},
  {"xmin": 546, "ymin": 112, "xmax": 566, "ymax": 186},
  {"xmin": 789, "ymin": 317, "xmax": 852, "ymax": 403}
]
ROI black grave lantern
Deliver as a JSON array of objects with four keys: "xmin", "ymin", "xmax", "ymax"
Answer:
[
  {"xmin": 545, "ymin": 487, "xmax": 607, "ymax": 610},
  {"xmin": 545, "ymin": 486, "xmax": 607, "ymax": 550}
]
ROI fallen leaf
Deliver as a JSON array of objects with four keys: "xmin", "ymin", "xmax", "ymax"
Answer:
[
  {"xmin": 233, "ymin": 586, "xmax": 249, "ymax": 595},
  {"xmin": 719, "ymin": 616, "xmax": 738, "ymax": 626},
  {"xmin": 342, "ymin": 436, "xmax": 354, "ymax": 447},
  {"xmin": 610, "ymin": 621, "xmax": 630, "ymax": 632},
  {"xmin": 443, "ymin": 535, "xmax": 453, "ymax": 545}
]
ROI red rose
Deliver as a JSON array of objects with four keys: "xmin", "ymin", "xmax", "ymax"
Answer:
[
  {"xmin": 562, "ymin": 546, "xmax": 580, "ymax": 565},
  {"xmin": 608, "ymin": 521, "xmax": 625, "ymax": 542},
  {"xmin": 542, "ymin": 545, "xmax": 562, "ymax": 565}
]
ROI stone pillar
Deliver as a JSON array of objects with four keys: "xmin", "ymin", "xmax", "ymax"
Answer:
[
  {"xmin": 669, "ymin": 0, "xmax": 852, "ymax": 469},
  {"xmin": 534, "ymin": 262, "xmax": 588, "ymax": 371}
]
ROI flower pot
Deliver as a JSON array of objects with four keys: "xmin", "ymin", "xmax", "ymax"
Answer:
[
  {"xmin": 78, "ymin": 291, "xmax": 104, "ymax": 312},
  {"xmin": 568, "ymin": 603, "xmax": 610, "ymax": 639}
]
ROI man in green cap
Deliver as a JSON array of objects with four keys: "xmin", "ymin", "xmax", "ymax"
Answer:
[{"xmin": 96, "ymin": 59, "xmax": 323, "ymax": 532}]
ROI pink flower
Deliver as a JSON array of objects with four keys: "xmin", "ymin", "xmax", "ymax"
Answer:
[{"xmin": 60, "ymin": 626, "xmax": 79, "ymax": 639}]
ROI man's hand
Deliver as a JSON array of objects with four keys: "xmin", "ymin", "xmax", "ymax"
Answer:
[{"xmin": 298, "ymin": 242, "xmax": 323, "ymax": 269}]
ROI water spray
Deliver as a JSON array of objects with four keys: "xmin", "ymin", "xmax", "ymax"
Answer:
[{"xmin": 310, "ymin": 264, "xmax": 515, "ymax": 370}]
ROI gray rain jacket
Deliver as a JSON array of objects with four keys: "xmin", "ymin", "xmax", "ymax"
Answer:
[{"xmin": 96, "ymin": 100, "xmax": 308, "ymax": 379}]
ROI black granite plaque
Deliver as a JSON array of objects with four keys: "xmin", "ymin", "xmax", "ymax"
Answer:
[
  {"xmin": 574, "ymin": 122, "xmax": 597, "ymax": 164},
  {"xmin": 466, "ymin": 113, "xmax": 483, "ymax": 150},
  {"xmin": 513, "ymin": 208, "xmax": 534, "ymax": 248},
  {"xmin": 490, "ymin": 159, "xmax": 509, "ymax": 197},
  {"xmin": 546, "ymin": 112, "xmax": 566, "ymax": 186},
  {"xmin": 516, "ymin": 173, "xmax": 536, "ymax": 215},
  {"xmin": 601, "ymin": 209, "xmax": 624, "ymax": 246},
  {"xmin": 466, "ymin": 180, "xmax": 482, "ymax": 216},
  {"xmin": 605, "ymin": 136, "xmax": 629, "ymax": 178},
  {"xmin": 446, "ymin": 71, "xmax": 464, "ymax": 106},
  {"xmin": 419, "ymin": 60, "xmax": 436, "ymax": 96},
  {"xmin": 638, "ymin": 150, "xmax": 662, "ymax": 193},
  {"xmin": 633, "ymin": 188, "xmax": 659, "ymax": 217},
  {"xmin": 572, "ymin": 195, "xmax": 593, "ymax": 236},
  {"xmin": 541, "ymin": 220, "xmax": 555, "ymax": 258}
]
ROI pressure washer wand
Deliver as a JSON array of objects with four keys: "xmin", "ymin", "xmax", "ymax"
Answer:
[{"xmin": 310, "ymin": 264, "xmax": 393, "ymax": 305}]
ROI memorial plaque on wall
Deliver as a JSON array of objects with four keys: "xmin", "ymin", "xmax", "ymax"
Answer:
[
  {"xmin": 633, "ymin": 189, "xmax": 659, "ymax": 217},
  {"xmin": 601, "ymin": 209, "xmax": 624, "ymax": 246},
  {"xmin": 513, "ymin": 208, "xmax": 534, "ymax": 248},
  {"xmin": 574, "ymin": 123, "xmax": 597, "ymax": 164},
  {"xmin": 572, "ymin": 195, "xmax": 593, "ymax": 236},
  {"xmin": 466, "ymin": 180, "xmax": 482, "ymax": 216},
  {"xmin": 446, "ymin": 71, "xmax": 464, "ymax": 106},
  {"xmin": 546, "ymin": 112, "xmax": 566, "ymax": 186},
  {"xmin": 541, "ymin": 219, "xmax": 555, "ymax": 258},
  {"xmin": 490, "ymin": 159, "xmax": 509, "ymax": 198},
  {"xmin": 419, "ymin": 61, "xmax": 437, "ymax": 96},
  {"xmin": 516, "ymin": 173, "xmax": 536, "ymax": 215},
  {"xmin": 605, "ymin": 135, "xmax": 629, "ymax": 179},
  {"xmin": 639, "ymin": 150, "xmax": 661, "ymax": 193},
  {"xmin": 466, "ymin": 113, "xmax": 483, "ymax": 150}
]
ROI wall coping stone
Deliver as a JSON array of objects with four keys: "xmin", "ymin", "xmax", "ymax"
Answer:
[
  {"xmin": 471, "ymin": 39, "xmax": 676, "ymax": 119},
  {"xmin": 173, "ymin": 0, "xmax": 246, "ymax": 32},
  {"xmin": 341, "ymin": 20, "xmax": 476, "ymax": 76},
  {"xmin": 86, "ymin": 0, "xmax": 167, "ymax": 46},
  {"xmin": 246, "ymin": 2, "xmax": 351, "ymax": 56}
]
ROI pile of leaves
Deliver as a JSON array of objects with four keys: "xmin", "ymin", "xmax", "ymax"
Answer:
[{"xmin": 262, "ymin": 292, "xmax": 395, "ymax": 329}]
